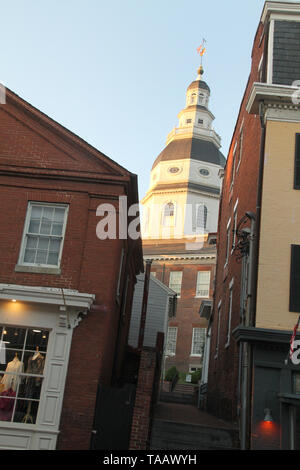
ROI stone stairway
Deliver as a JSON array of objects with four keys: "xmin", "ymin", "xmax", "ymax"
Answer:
[
  {"xmin": 149, "ymin": 402, "xmax": 240, "ymax": 450},
  {"xmin": 160, "ymin": 382, "xmax": 198, "ymax": 405}
]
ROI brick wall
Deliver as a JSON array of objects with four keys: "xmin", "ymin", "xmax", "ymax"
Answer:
[
  {"xmin": 150, "ymin": 258, "xmax": 215, "ymax": 373},
  {"xmin": 206, "ymin": 21, "xmax": 266, "ymax": 422},
  {"xmin": 0, "ymin": 89, "xmax": 142, "ymax": 449},
  {"xmin": 129, "ymin": 334, "xmax": 164, "ymax": 450}
]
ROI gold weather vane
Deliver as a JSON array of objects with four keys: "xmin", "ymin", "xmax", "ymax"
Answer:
[{"xmin": 197, "ymin": 38, "xmax": 207, "ymax": 66}]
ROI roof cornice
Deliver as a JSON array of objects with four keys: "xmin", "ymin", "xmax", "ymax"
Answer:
[
  {"xmin": 0, "ymin": 283, "xmax": 95, "ymax": 309},
  {"xmin": 246, "ymin": 82, "xmax": 299, "ymax": 115},
  {"xmin": 261, "ymin": 2, "xmax": 300, "ymax": 24}
]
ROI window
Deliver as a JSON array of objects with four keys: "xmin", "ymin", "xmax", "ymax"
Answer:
[
  {"xmin": 198, "ymin": 119, "xmax": 204, "ymax": 125},
  {"xmin": 225, "ymin": 219, "xmax": 231, "ymax": 266},
  {"xmin": 190, "ymin": 93, "xmax": 196, "ymax": 104},
  {"xmin": 196, "ymin": 271, "xmax": 211, "ymax": 298},
  {"xmin": 215, "ymin": 302, "xmax": 222, "ymax": 358},
  {"xmin": 162, "ymin": 202, "xmax": 175, "ymax": 227},
  {"xmin": 294, "ymin": 134, "xmax": 300, "ymax": 189},
  {"xmin": 193, "ymin": 204, "xmax": 208, "ymax": 233},
  {"xmin": 0, "ymin": 325, "xmax": 49, "ymax": 424},
  {"xmin": 186, "ymin": 119, "xmax": 192, "ymax": 124},
  {"xmin": 166, "ymin": 327, "xmax": 177, "ymax": 356},
  {"xmin": 189, "ymin": 365, "xmax": 201, "ymax": 373},
  {"xmin": 236, "ymin": 128, "xmax": 244, "ymax": 170},
  {"xmin": 191, "ymin": 328, "xmax": 206, "ymax": 356},
  {"xmin": 169, "ymin": 271, "xmax": 183, "ymax": 297},
  {"xmin": 226, "ymin": 280, "xmax": 234, "ymax": 347},
  {"xmin": 232, "ymin": 201, "xmax": 238, "ymax": 252},
  {"xmin": 19, "ymin": 203, "xmax": 68, "ymax": 267},
  {"xmin": 231, "ymin": 143, "xmax": 237, "ymax": 187},
  {"xmin": 290, "ymin": 245, "xmax": 300, "ymax": 312},
  {"xmin": 197, "ymin": 205, "xmax": 208, "ymax": 231},
  {"xmin": 199, "ymin": 93, "xmax": 205, "ymax": 105}
]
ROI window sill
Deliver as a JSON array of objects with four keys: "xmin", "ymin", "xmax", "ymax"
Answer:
[{"xmin": 15, "ymin": 265, "xmax": 61, "ymax": 275}]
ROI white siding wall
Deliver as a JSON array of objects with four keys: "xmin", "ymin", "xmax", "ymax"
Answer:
[{"xmin": 128, "ymin": 274, "xmax": 171, "ymax": 349}]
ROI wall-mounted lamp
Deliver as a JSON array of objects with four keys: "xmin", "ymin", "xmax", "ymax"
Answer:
[
  {"xmin": 264, "ymin": 408, "xmax": 273, "ymax": 423},
  {"xmin": 11, "ymin": 299, "xmax": 17, "ymax": 303}
]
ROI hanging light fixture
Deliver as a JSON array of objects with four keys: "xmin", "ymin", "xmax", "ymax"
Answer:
[{"xmin": 264, "ymin": 408, "xmax": 273, "ymax": 422}]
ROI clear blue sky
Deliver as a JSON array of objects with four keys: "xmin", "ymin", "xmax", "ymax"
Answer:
[{"xmin": 0, "ymin": 0, "xmax": 274, "ymax": 200}]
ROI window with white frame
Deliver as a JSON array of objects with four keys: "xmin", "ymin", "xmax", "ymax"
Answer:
[
  {"xmin": 232, "ymin": 201, "xmax": 238, "ymax": 252},
  {"xmin": 226, "ymin": 280, "xmax": 234, "ymax": 347},
  {"xmin": 0, "ymin": 325, "xmax": 50, "ymax": 424},
  {"xmin": 194, "ymin": 204, "xmax": 208, "ymax": 232},
  {"xmin": 215, "ymin": 302, "xmax": 222, "ymax": 358},
  {"xmin": 225, "ymin": 219, "xmax": 231, "ymax": 266},
  {"xmin": 191, "ymin": 327, "xmax": 206, "ymax": 356},
  {"xmin": 165, "ymin": 327, "xmax": 177, "ymax": 356},
  {"xmin": 162, "ymin": 202, "xmax": 175, "ymax": 227},
  {"xmin": 19, "ymin": 203, "xmax": 68, "ymax": 267},
  {"xmin": 236, "ymin": 128, "xmax": 244, "ymax": 170},
  {"xmin": 189, "ymin": 365, "xmax": 201, "ymax": 373},
  {"xmin": 195, "ymin": 271, "xmax": 211, "ymax": 298},
  {"xmin": 169, "ymin": 271, "xmax": 183, "ymax": 297},
  {"xmin": 231, "ymin": 142, "xmax": 237, "ymax": 187}
]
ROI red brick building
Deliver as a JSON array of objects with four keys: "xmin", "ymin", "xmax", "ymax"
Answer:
[
  {"xmin": 143, "ymin": 237, "xmax": 217, "ymax": 376},
  {"xmin": 0, "ymin": 86, "xmax": 143, "ymax": 449},
  {"xmin": 207, "ymin": 0, "xmax": 300, "ymax": 450}
]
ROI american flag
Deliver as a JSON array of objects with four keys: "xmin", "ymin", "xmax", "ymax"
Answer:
[{"xmin": 289, "ymin": 315, "xmax": 300, "ymax": 360}]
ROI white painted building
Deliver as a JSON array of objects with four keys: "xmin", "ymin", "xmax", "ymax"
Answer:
[
  {"xmin": 142, "ymin": 66, "xmax": 226, "ymax": 241},
  {"xmin": 128, "ymin": 274, "xmax": 177, "ymax": 350}
]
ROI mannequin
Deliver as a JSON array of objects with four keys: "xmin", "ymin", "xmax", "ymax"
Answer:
[
  {"xmin": 0, "ymin": 352, "xmax": 24, "ymax": 392},
  {"xmin": 23, "ymin": 347, "xmax": 45, "ymax": 423},
  {"xmin": 0, "ymin": 353, "xmax": 23, "ymax": 421}
]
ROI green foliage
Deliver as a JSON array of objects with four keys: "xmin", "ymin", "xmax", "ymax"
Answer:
[
  {"xmin": 191, "ymin": 369, "xmax": 202, "ymax": 384},
  {"xmin": 165, "ymin": 366, "xmax": 178, "ymax": 382}
]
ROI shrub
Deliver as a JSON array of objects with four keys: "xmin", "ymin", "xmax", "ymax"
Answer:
[
  {"xmin": 165, "ymin": 366, "xmax": 178, "ymax": 382},
  {"xmin": 191, "ymin": 369, "xmax": 202, "ymax": 384}
]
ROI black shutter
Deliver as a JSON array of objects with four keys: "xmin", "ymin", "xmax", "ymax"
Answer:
[
  {"xmin": 294, "ymin": 134, "xmax": 300, "ymax": 189},
  {"xmin": 290, "ymin": 245, "xmax": 300, "ymax": 312}
]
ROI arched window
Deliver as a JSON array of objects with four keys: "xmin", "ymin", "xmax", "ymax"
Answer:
[
  {"xmin": 162, "ymin": 202, "xmax": 175, "ymax": 226},
  {"xmin": 190, "ymin": 93, "xmax": 196, "ymax": 104},
  {"xmin": 194, "ymin": 204, "xmax": 208, "ymax": 232},
  {"xmin": 199, "ymin": 93, "xmax": 205, "ymax": 105}
]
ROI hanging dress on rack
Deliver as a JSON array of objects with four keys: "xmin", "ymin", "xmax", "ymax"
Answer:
[{"xmin": 24, "ymin": 351, "xmax": 45, "ymax": 399}]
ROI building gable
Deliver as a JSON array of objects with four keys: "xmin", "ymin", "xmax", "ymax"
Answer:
[{"xmin": 0, "ymin": 88, "xmax": 129, "ymax": 180}]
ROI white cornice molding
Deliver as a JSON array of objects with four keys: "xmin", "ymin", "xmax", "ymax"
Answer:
[
  {"xmin": 0, "ymin": 284, "xmax": 95, "ymax": 309},
  {"xmin": 261, "ymin": 2, "xmax": 300, "ymax": 24},
  {"xmin": 143, "ymin": 253, "xmax": 216, "ymax": 261},
  {"xmin": 246, "ymin": 82, "xmax": 300, "ymax": 115}
]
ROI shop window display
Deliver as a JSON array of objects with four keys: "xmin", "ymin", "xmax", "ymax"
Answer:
[{"xmin": 0, "ymin": 326, "xmax": 49, "ymax": 424}]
